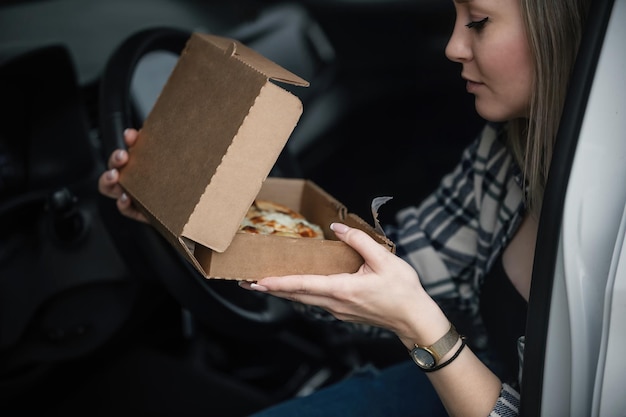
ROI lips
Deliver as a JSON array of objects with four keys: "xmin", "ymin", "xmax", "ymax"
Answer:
[
  {"xmin": 463, "ymin": 75, "xmax": 484, "ymax": 93},
  {"xmin": 466, "ymin": 80, "xmax": 483, "ymax": 93}
]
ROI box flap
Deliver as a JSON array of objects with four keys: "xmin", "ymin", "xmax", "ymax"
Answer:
[
  {"xmin": 182, "ymin": 81, "xmax": 304, "ymax": 252},
  {"xmin": 119, "ymin": 32, "xmax": 308, "ymax": 254},
  {"xmin": 197, "ymin": 33, "xmax": 310, "ymax": 88}
]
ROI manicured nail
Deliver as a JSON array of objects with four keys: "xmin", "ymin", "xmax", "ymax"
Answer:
[
  {"xmin": 330, "ymin": 223, "xmax": 349, "ymax": 233},
  {"xmin": 250, "ymin": 283, "xmax": 269, "ymax": 292},
  {"xmin": 119, "ymin": 193, "xmax": 129, "ymax": 203},
  {"xmin": 114, "ymin": 149, "xmax": 125, "ymax": 162},
  {"xmin": 106, "ymin": 169, "xmax": 117, "ymax": 180},
  {"xmin": 123, "ymin": 128, "xmax": 130, "ymax": 136}
]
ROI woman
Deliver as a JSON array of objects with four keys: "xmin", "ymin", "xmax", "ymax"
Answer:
[{"xmin": 99, "ymin": 0, "xmax": 591, "ymax": 415}]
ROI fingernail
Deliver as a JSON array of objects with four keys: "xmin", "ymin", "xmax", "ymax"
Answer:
[
  {"xmin": 114, "ymin": 149, "xmax": 125, "ymax": 162},
  {"xmin": 106, "ymin": 169, "xmax": 117, "ymax": 180},
  {"xmin": 123, "ymin": 128, "xmax": 130, "ymax": 136},
  {"xmin": 119, "ymin": 193, "xmax": 129, "ymax": 203},
  {"xmin": 330, "ymin": 223, "xmax": 349, "ymax": 233},
  {"xmin": 250, "ymin": 283, "xmax": 269, "ymax": 292}
]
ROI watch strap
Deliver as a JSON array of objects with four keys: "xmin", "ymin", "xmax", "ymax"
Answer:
[
  {"xmin": 426, "ymin": 324, "xmax": 459, "ymax": 362},
  {"xmin": 422, "ymin": 337, "xmax": 466, "ymax": 372},
  {"xmin": 411, "ymin": 323, "xmax": 460, "ymax": 365}
]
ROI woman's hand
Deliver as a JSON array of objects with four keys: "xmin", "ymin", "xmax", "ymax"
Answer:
[
  {"xmin": 97, "ymin": 128, "xmax": 148, "ymax": 223},
  {"xmin": 240, "ymin": 222, "xmax": 447, "ymax": 344}
]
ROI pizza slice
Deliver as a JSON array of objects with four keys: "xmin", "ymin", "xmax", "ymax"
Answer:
[{"xmin": 238, "ymin": 199, "xmax": 325, "ymax": 239}]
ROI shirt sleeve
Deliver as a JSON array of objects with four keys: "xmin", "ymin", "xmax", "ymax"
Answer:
[
  {"xmin": 489, "ymin": 336, "xmax": 525, "ymax": 416},
  {"xmin": 289, "ymin": 127, "xmax": 490, "ymax": 337},
  {"xmin": 490, "ymin": 383, "xmax": 521, "ymax": 416},
  {"xmin": 292, "ymin": 123, "xmax": 523, "ymax": 343},
  {"xmin": 385, "ymin": 129, "xmax": 485, "ymax": 306},
  {"xmin": 385, "ymin": 122, "xmax": 520, "ymax": 316}
]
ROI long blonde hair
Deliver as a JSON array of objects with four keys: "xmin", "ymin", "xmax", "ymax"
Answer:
[{"xmin": 507, "ymin": 0, "xmax": 591, "ymax": 217}]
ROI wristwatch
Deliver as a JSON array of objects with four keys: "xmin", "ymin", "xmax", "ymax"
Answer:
[{"xmin": 410, "ymin": 324, "xmax": 460, "ymax": 370}]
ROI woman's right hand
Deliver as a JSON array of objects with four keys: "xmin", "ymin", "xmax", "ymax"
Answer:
[{"xmin": 98, "ymin": 128, "xmax": 149, "ymax": 223}]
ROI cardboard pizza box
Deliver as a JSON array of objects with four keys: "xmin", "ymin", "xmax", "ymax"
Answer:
[{"xmin": 119, "ymin": 32, "xmax": 395, "ymax": 281}]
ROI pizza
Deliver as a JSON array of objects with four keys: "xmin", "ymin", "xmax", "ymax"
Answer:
[{"xmin": 238, "ymin": 199, "xmax": 325, "ymax": 239}]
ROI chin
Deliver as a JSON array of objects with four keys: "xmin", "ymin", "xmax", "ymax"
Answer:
[
  {"xmin": 474, "ymin": 97, "xmax": 529, "ymax": 122},
  {"xmin": 474, "ymin": 103, "xmax": 520, "ymax": 123}
]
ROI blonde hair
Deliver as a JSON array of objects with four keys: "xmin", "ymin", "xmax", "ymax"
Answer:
[{"xmin": 507, "ymin": 0, "xmax": 591, "ymax": 217}]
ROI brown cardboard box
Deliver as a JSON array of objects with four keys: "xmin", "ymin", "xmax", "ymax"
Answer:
[{"xmin": 119, "ymin": 32, "xmax": 395, "ymax": 281}]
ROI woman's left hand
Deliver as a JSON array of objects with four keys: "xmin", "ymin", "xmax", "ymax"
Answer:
[{"xmin": 240, "ymin": 222, "xmax": 441, "ymax": 339}]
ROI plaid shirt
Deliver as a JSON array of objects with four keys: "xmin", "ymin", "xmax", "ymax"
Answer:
[
  {"xmin": 388, "ymin": 122, "xmax": 525, "ymax": 309},
  {"xmin": 297, "ymin": 122, "xmax": 528, "ymax": 415},
  {"xmin": 385, "ymin": 122, "xmax": 527, "ymax": 415}
]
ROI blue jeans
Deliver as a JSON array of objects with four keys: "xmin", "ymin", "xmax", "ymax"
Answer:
[{"xmin": 248, "ymin": 360, "xmax": 447, "ymax": 417}]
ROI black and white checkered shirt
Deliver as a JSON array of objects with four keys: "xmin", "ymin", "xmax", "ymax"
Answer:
[
  {"xmin": 387, "ymin": 122, "xmax": 526, "ymax": 415},
  {"xmin": 298, "ymin": 122, "xmax": 528, "ymax": 415}
]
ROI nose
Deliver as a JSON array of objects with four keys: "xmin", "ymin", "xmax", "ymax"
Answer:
[{"xmin": 445, "ymin": 20, "xmax": 472, "ymax": 63}]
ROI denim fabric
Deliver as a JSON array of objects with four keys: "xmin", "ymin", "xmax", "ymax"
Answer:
[{"xmin": 248, "ymin": 360, "xmax": 447, "ymax": 417}]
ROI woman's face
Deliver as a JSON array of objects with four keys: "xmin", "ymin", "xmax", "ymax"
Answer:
[{"xmin": 445, "ymin": 0, "xmax": 534, "ymax": 122}]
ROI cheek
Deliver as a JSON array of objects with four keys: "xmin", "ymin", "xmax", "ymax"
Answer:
[
  {"xmin": 504, "ymin": 44, "xmax": 533, "ymax": 85},
  {"xmin": 480, "ymin": 37, "xmax": 534, "ymax": 116},
  {"xmin": 487, "ymin": 35, "xmax": 532, "ymax": 84}
]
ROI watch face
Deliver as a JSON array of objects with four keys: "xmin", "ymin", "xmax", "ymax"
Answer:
[{"xmin": 411, "ymin": 347, "xmax": 436, "ymax": 369}]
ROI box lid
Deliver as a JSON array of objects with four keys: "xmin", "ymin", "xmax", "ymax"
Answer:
[{"xmin": 119, "ymin": 32, "xmax": 309, "ymax": 253}]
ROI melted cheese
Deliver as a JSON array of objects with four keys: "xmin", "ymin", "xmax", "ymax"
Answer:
[{"xmin": 239, "ymin": 202, "xmax": 324, "ymax": 239}]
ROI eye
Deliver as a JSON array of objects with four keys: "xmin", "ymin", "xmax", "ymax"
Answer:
[{"xmin": 465, "ymin": 17, "xmax": 489, "ymax": 30}]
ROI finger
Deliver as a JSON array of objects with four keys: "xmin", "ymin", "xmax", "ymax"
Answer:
[
  {"xmin": 238, "ymin": 281, "xmax": 268, "ymax": 291},
  {"xmin": 241, "ymin": 284, "xmax": 347, "ymax": 325},
  {"xmin": 245, "ymin": 285, "xmax": 368, "ymax": 325},
  {"xmin": 239, "ymin": 280, "xmax": 330, "ymax": 307},
  {"xmin": 247, "ymin": 284, "xmax": 337, "ymax": 312},
  {"xmin": 124, "ymin": 128, "xmax": 140, "ymax": 147},
  {"xmin": 98, "ymin": 168, "xmax": 123, "ymax": 199},
  {"xmin": 330, "ymin": 223, "xmax": 391, "ymax": 270},
  {"xmin": 117, "ymin": 193, "xmax": 149, "ymax": 223},
  {"xmin": 257, "ymin": 273, "xmax": 352, "ymax": 299},
  {"xmin": 107, "ymin": 149, "xmax": 128, "ymax": 170}
]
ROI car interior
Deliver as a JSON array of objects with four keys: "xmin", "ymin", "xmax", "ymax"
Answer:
[
  {"xmin": 0, "ymin": 1, "xmax": 483, "ymax": 415},
  {"xmin": 4, "ymin": 0, "xmax": 623, "ymax": 415}
]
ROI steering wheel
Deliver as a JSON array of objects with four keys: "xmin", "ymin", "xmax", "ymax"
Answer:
[{"xmin": 98, "ymin": 27, "xmax": 296, "ymax": 338}]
